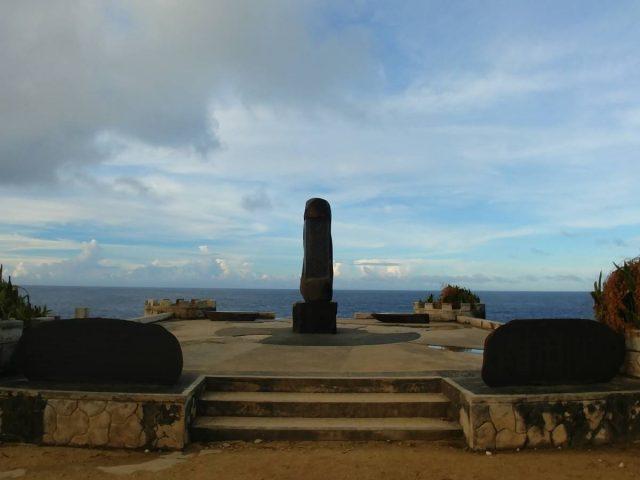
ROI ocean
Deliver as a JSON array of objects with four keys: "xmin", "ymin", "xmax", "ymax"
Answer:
[{"xmin": 22, "ymin": 286, "xmax": 595, "ymax": 322}]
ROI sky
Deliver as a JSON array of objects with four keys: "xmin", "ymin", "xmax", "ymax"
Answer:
[{"xmin": 1, "ymin": 0, "xmax": 640, "ymax": 291}]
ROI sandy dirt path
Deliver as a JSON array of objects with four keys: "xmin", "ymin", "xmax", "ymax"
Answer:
[{"xmin": 1, "ymin": 440, "xmax": 639, "ymax": 480}]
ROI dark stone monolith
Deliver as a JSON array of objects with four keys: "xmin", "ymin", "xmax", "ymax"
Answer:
[
  {"xmin": 12, "ymin": 318, "xmax": 183, "ymax": 385},
  {"xmin": 293, "ymin": 198, "xmax": 337, "ymax": 333},
  {"xmin": 481, "ymin": 318, "xmax": 625, "ymax": 387}
]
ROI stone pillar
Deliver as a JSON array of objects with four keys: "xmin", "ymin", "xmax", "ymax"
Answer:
[{"xmin": 292, "ymin": 198, "xmax": 337, "ymax": 334}]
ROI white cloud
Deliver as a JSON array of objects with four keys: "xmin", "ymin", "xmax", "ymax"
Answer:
[
  {"xmin": 0, "ymin": 0, "xmax": 376, "ymax": 184},
  {"xmin": 354, "ymin": 258, "xmax": 410, "ymax": 280},
  {"xmin": 382, "ymin": 71, "xmax": 555, "ymax": 114},
  {"xmin": 215, "ymin": 258, "xmax": 231, "ymax": 277},
  {"xmin": 2, "ymin": 2, "xmax": 640, "ymax": 290},
  {"xmin": 6, "ymin": 238, "xmax": 274, "ymax": 287},
  {"xmin": 333, "ymin": 262, "xmax": 342, "ymax": 277}
]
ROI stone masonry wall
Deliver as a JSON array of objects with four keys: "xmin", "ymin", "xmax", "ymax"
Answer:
[
  {"xmin": 456, "ymin": 315, "xmax": 502, "ymax": 331},
  {"xmin": 413, "ymin": 302, "xmax": 485, "ymax": 322},
  {"xmin": 0, "ymin": 377, "xmax": 205, "ymax": 449},
  {"xmin": 144, "ymin": 298, "xmax": 216, "ymax": 319},
  {"xmin": 459, "ymin": 395, "xmax": 640, "ymax": 450},
  {"xmin": 42, "ymin": 399, "xmax": 185, "ymax": 449}
]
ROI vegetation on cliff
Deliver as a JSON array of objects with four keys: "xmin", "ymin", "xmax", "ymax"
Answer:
[
  {"xmin": 423, "ymin": 284, "xmax": 481, "ymax": 306},
  {"xmin": 0, "ymin": 265, "xmax": 50, "ymax": 321}
]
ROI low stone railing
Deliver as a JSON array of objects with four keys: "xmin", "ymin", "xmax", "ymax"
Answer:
[
  {"xmin": 413, "ymin": 302, "xmax": 486, "ymax": 322},
  {"xmin": 0, "ymin": 376, "xmax": 205, "ymax": 450},
  {"xmin": 144, "ymin": 298, "xmax": 216, "ymax": 320},
  {"xmin": 442, "ymin": 377, "xmax": 640, "ymax": 450},
  {"xmin": 456, "ymin": 315, "xmax": 502, "ymax": 331}
]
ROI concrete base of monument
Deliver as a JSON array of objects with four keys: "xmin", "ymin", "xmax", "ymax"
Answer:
[
  {"xmin": 6, "ymin": 317, "xmax": 640, "ymax": 451},
  {"xmin": 292, "ymin": 301, "xmax": 337, "ymax": 334}
]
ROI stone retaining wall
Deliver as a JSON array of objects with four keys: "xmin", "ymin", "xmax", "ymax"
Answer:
[
  {"xmin": 626, "ymin": 330, "xmax": 640, "ymax": 378},
  {"xmin": 413, "ymin": 302, "xmax": 485, "ymax": 322},
  {"xmin": 144, "ymin": 299, "xmax": 216, "ymax": 319},
  {"xmin": 0, "ymin": 376, "xmax": 205, "ymax": 450},
  {"xmin": 456, "ymin": 315, "xmax": 502, "ymax": 331},
  {"xmin": 448, "ymin": 379, "xmax": 640, "ymax": 450}
]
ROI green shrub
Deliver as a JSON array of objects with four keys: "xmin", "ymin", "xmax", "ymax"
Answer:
[{"xmin": 0, "ymin": 265, "xmax": 50, "ymax": 321}]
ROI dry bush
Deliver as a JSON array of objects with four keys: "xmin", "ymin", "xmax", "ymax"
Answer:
[
  {"xmin": 597, "ymin": 258, "xmax": 640, "ymax": 333},
  {"xmin": 438, "ymin": 284, "xmax": 480, "ymax": 306}
]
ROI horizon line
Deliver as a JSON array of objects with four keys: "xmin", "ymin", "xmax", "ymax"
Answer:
[{"xmin": 19, "ymin": 284, "xmax": 593, "ymax": 294}]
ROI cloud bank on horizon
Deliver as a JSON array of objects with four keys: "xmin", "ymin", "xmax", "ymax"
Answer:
[{"xmin": 1, "ymin": 0, "xmax": 640, "ymax": 291}]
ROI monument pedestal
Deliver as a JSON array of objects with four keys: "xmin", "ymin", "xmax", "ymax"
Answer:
[{"xmin": 292, "ymin": 301, "xmax": 337, "ymax": 334}]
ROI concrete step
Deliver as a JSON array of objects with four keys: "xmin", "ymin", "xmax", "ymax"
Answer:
[
  {"xmin": 205, "ymin": 376, "xmax": 442, "ymax": 394},
  {"xmin": 199, "ymin": 391, "xmax": 450, "ymax": 418},
  {"xmin": 191, "ymin": 416, "xmax": 462, "ymax": 442}
]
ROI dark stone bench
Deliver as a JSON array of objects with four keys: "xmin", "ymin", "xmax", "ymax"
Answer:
[
  {"xmin": 372, "ymin": 313, "xmax": 430, "ymax": 324},
  {"xmin": 205, "ymin": 311, "xmax": 275, "ymax": 322},
  {"xmin": 481, "ymin": 318, "xmax": 625, "ymax": 387},
  {"xmin": 12, "ymin": 318, "xmax": 183, "ymax": 385}
]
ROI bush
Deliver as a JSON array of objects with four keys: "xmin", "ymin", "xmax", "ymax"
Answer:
[
  {"xmin": 593, "ymin": 258, "xmax": 640, "ymax": 333},
  {"xmin": 0, "ymin": 265, "xmax": 50, "ymax": 321},
  {"xmin": 438, "ymin": 284, "xmax": 480, "ymax": 305}
]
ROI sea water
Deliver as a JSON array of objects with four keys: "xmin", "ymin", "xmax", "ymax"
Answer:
[{"xmin": 23, "ymin": 286, "xmax": 594, "ymax": 322}]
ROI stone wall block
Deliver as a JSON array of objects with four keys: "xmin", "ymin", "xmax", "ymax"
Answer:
[
  {"xmin": 154, "ymin": 421, "xmax": 183, "ymax": 449},
  {"xmin": 582, "ymin": 401, "xmax": 605, "ymax": 431},
  {"xmin": 54, "ymin": 408, "xmax": 88, "ymax": 444},
  {"xmin": 107, "ymin": 402, "xmax": 139, "ymax": 424},
  {"xmin": 542, "ymin": 412, "xmax": 560, "ymax": 432},
  {"xmin": 109, "ymin": 411, "xmax": 145, "ymax": 448},
  {"xmin": 471, "ymin": 404, "xmax": 491, "ymax": 429},
  {"xmin": 490, "ymin": 404, "xmax": 515, "ymax": 431},
  {"xmin": 514, "ymin": 408, "xmax": 526, "ymax": 433},
  {"xmin": 628, "ymin": 401, "xmax": 640, "ymax": 436},
  {"xmin": 475, "ymin": 421, "xmax": 496, "ymax": 450},
  {"xmin": 551, "ymin": 424, "xmax": 568, "ymax": 447},
  {"xmin": 43, "ymin": 404, "xmax": 56, "ymax": 436},
  {"xmin": 69, "ymin": 433, "xmax": 89, "ymax": 446},
  {"xmin": 79, "ymin": 400, "xmax": 106, "ymax": 417},
  {"xmin": 527, "ymin": 425, "xmax": 551, "ymax": 447},
  {"xmin": 88, "ymin": 410, "xmax": 111, "ymax": 446},
  {"xmin": 49, "ymin": 399, "xmax": 77, "ymax": 417},
  {"xmin": 625, "ymin": 350, "xmax": 640, "ymax": 378},
  {"xmin": 496, "ymin": 428, "xmax": 527, "ymax": 450},
  {"xmin": 459, "ymin": 407, "xmax": 471, "ymax": 441},
  {"xmin": 593, "ymin": 423, "xmax": 613, "ymax": 445}
]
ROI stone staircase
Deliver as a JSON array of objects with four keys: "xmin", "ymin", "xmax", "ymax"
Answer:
[{"xmin": 190, "ymin": 376, "xmax": 462, "ymax": 442}]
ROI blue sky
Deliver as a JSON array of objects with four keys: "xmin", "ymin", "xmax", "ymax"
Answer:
[{"xmin": 1, "ymin": 0, "xmax": 639, "ymax": 290}]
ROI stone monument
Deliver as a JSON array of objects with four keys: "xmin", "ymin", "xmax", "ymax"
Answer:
[{"xmin": 292, "ymin": 198, "xmax": 337, "ymax": 333}]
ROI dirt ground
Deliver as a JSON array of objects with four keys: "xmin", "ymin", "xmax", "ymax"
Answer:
[{"xmin": 1, "ymin": 440, "xmax": 639, "ymax": 480}]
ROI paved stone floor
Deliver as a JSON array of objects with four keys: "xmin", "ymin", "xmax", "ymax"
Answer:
[{"xmin": 163, "ymin": 318, "xmax": 489, "ymax": 376}]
